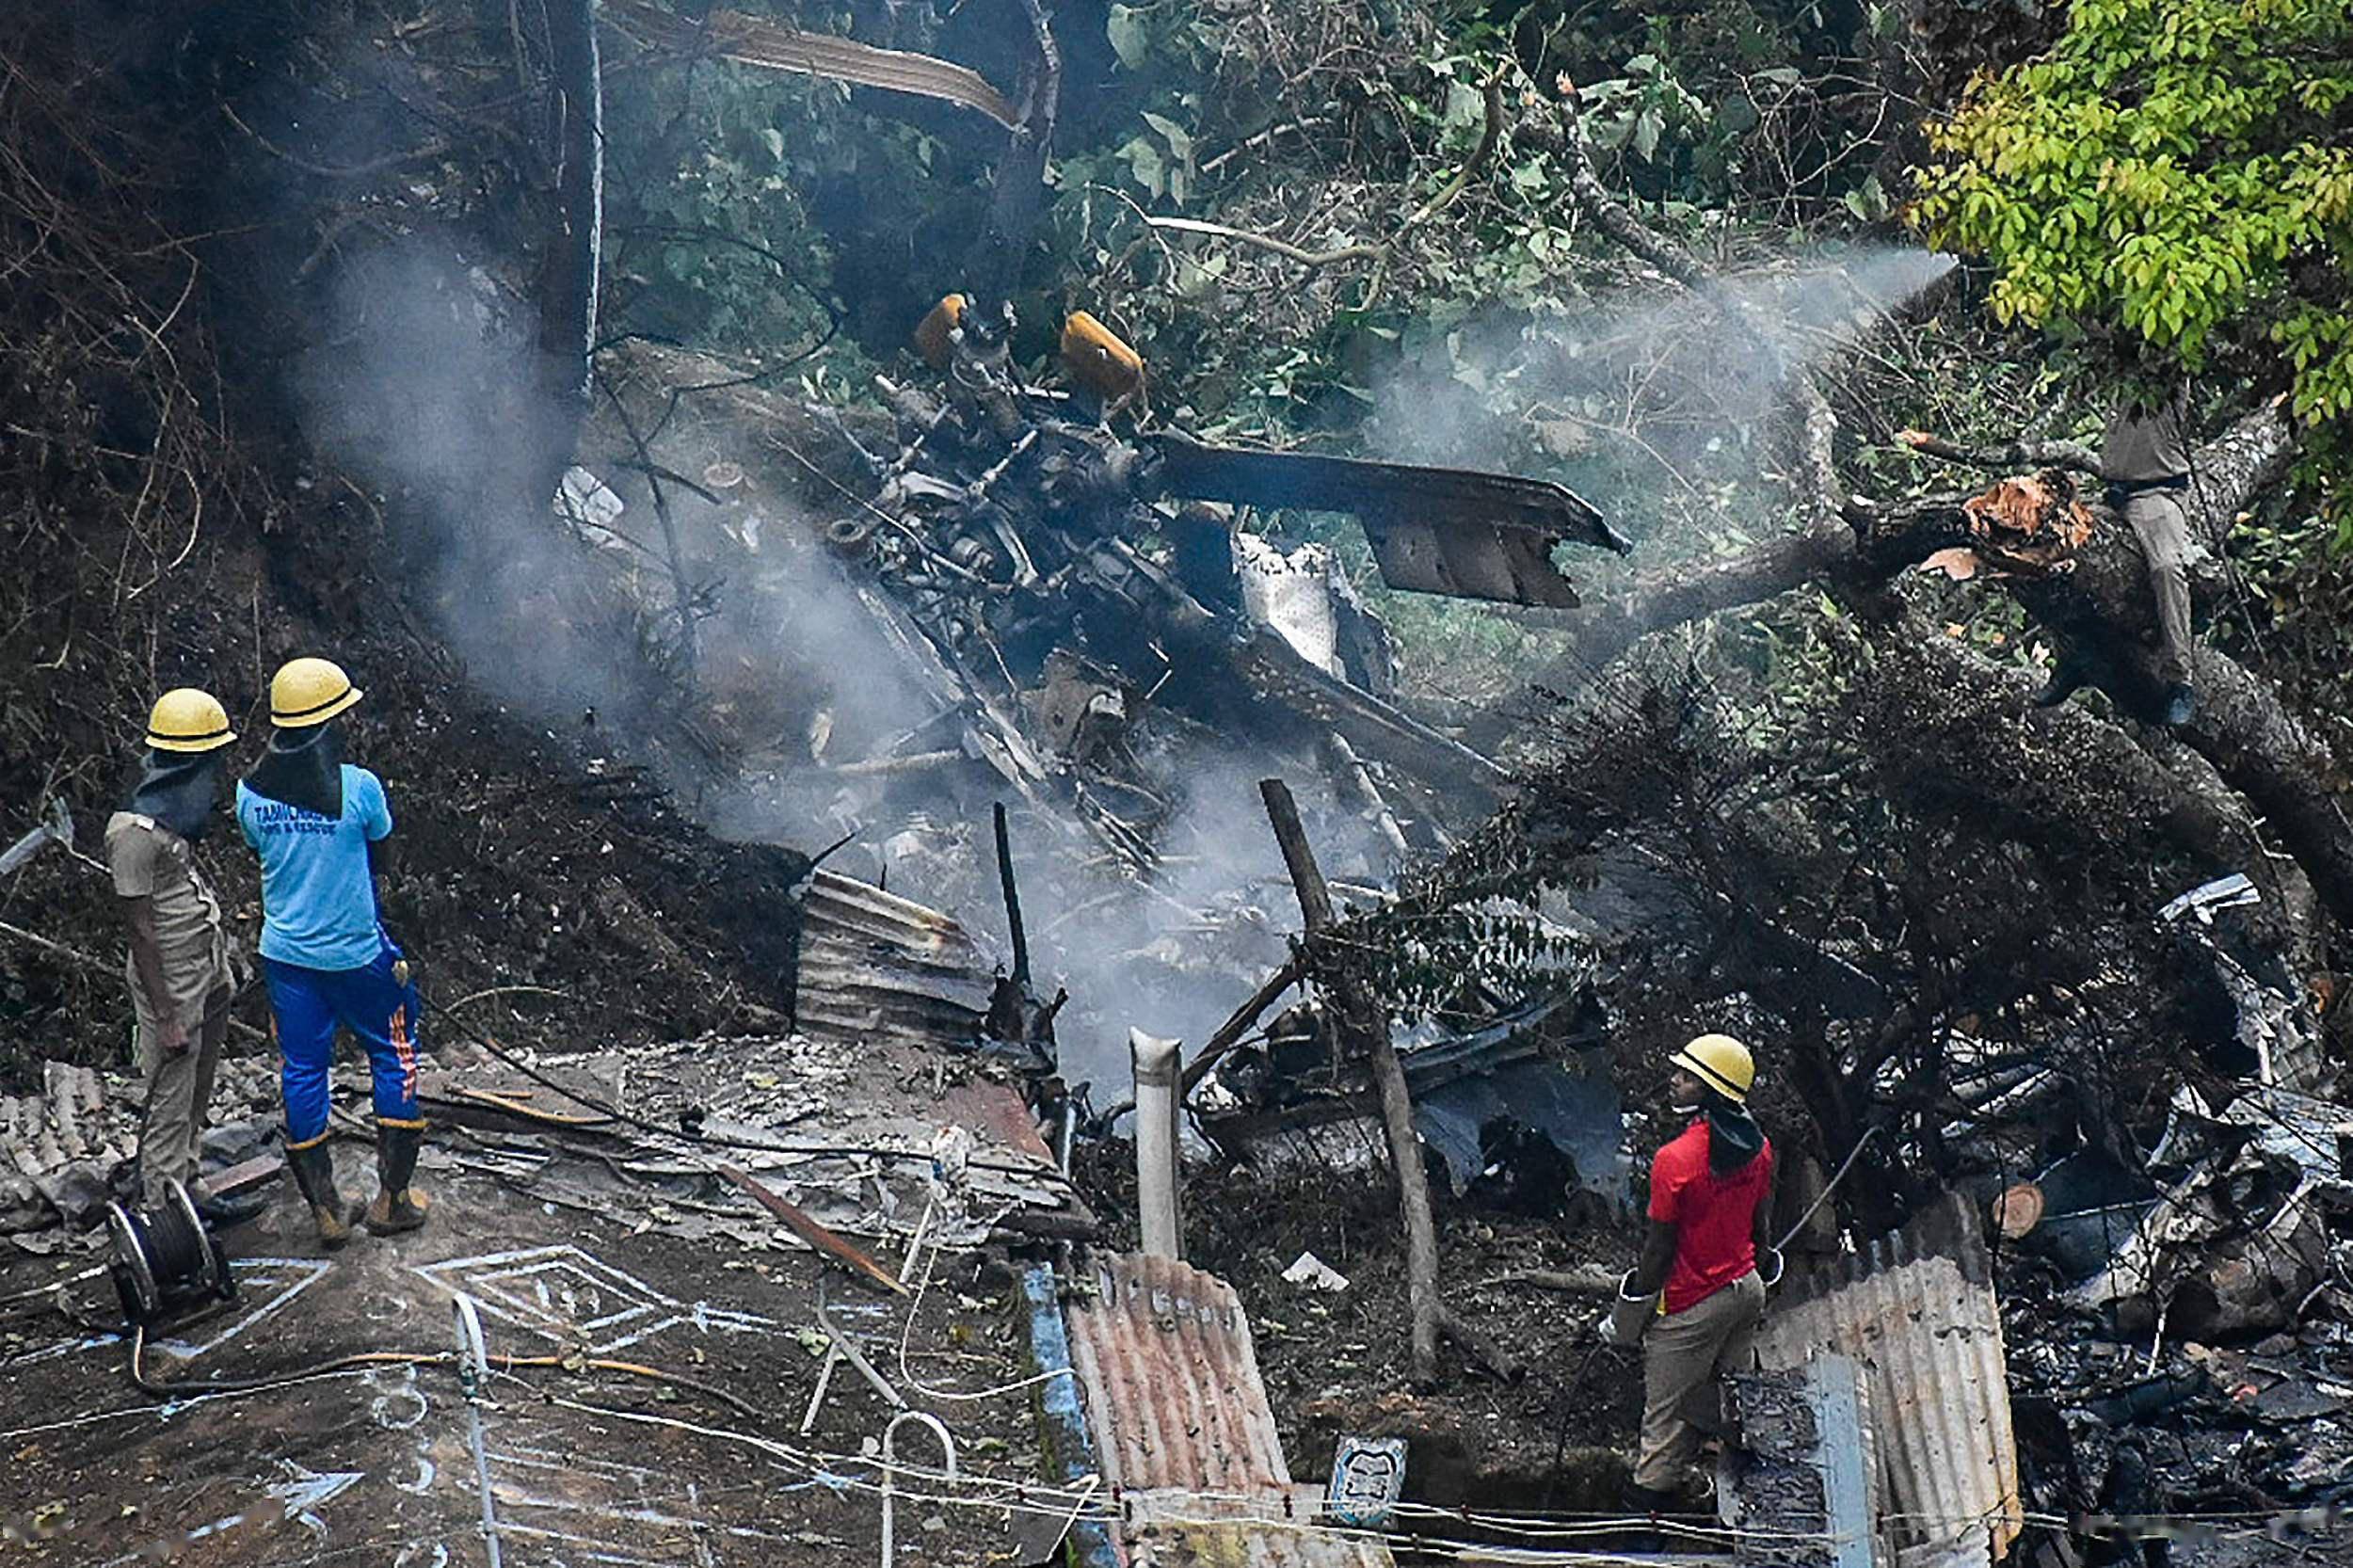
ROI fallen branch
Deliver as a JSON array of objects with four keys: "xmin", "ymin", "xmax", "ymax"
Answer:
[
  {"xmin": 1139, "ymin": 215, "xmax": 1383, "ymax": 268},
  {"xmin": 441, "ymin": 983, "xmax": 569, "ymax": 1013},
  {"xmin": 1180, "ymin": 951, "xmax": 1308, "ymax": 1095},
  {"xmin": 1896, "ymin": 428, "xmax": 2102, "ymax": 477},
  {"xmin": 604, "ymin": 0, "xmax": 1019, "ymax": 128},
  {"xmin": 1482, "ymin": 1265, "xmax": 1622, "ymax": 1294},
  {"xmin": 0, "ymin": 918, "xmax": 267, "ymax": 1044},
  {"xmin": 1439, "ymin": 1305, "xmax": 1527, "ymax": 1383},
  {"xmin": 1552, "ymin": 88, "xmax": 1705, "ymax": 289},
  {"xmin": 1142, "ymin": 62, "xmax": 1507, "ymax": 280},
  {"xmin": 1397, "ymin": 67, "xmax": 1509, "ymax": 236}
]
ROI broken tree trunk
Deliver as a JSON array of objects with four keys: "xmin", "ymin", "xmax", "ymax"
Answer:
[
  {"xmin": 1529, "ymin": 99, "xmax": 2353, "ymax": 926},
  {"xmin": 966, "ymin": 0, "xmax": 1059, "ymax": 301},
  {"xmin": 1260, "ymin": 776, "xmax": 1444, "ymax": 1384},
  {"xmin": 528, "ymin": 0, "xmax": 602, "ymax": 519}
]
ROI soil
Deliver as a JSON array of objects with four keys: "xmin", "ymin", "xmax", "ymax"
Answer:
[
  {"xmin": 0, "ymin": 588, "xmax": 812, "ymax": 1092},
  {"xmin": 1076, "ymin": 1142, "xmax": 1649, "ymax": 1512},
  {"xmin": 0, "ymin": 1133, "xmax": 1048, "ymax": 1566}
]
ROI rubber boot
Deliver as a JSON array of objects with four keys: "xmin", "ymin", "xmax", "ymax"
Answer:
[
  {"xmin": 365, "ymin": 1120, "xmax": 431, "ymax": 1235},
  {"xmin": 285, "ymin": 1137, "xmax": 360, "ymax": 1250},
  {"xmin": 192, "ymin": 1186, "xmax": 268, "ymax": 1230}
]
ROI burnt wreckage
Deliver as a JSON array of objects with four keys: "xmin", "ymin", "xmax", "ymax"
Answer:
[{"xmin": 774, "ymin": 292, "xmax": 1626, "ymax": 868}]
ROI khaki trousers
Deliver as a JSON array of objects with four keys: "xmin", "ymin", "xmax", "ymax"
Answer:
[
  {"xmin": 2124, "ymin": 490, "xmax": 2198, "ymax": 686},
  {"xmin": 135, "ymin": 984, "xmax": 231, "ymax": 1206},
  {"xmin": 1634, "ymin": 1271, "xmax": 1765, "ymax": 1492}
]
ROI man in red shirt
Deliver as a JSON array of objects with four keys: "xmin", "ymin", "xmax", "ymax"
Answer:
[{"xmin": 1600, "ymin": 1032, "xmax": 1777, "ymax": 1506}]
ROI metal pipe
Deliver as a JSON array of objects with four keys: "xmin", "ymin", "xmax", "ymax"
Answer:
[
  {"xmin": 1130, "ymin": 1028, "xmax": 1183, "ymax": 1260},
  {"xmin": 452, "ymin": 1294, "xmax": 504, "ymax": 1568},
  {"xmin": 879, "ymin": 1410, "xmax": 957, "ymax": 1568},
  {"xmin": 1018, "ymin": 1265, "xmax": 1118, "ymax": 1568}
]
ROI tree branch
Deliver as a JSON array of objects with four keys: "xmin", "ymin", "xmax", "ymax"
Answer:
[
  {"xmin": 1552, "ymin": 93, "xmax": 1706, "ymax": 288},
  {"xmin": 1896, "ymin": 428, "xmax": 2102, "ymax": 477}
]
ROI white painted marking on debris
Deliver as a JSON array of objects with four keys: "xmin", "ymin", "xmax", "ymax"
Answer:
[
  {"xmin": 409, "ymin": 1244, "xmax": 773, "ymax": 1353},
  {"xmin": 150, "ymin": 1258, "xmax": 332, "ymax": 1360},
  {"xmin": 0, "ymin": 1333, "xmax": 118, "ymax": 1370},
  {"xmin": 396, "ymin": 1454, "xmax": 438, "ymax": 1495},
  {"xmin": 268, "ymin": 1461, "xmax": 364, "ymax": 1539},
  {"xmin": 364, "ymin": 1363, "xmax": 429, "ymax": 1432}
]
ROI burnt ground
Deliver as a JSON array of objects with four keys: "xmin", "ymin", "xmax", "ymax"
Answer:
[
  {"xmin": 1077, "ymin": 1144, "xmax": 1646, "ymax": 1512},
  {"xmin": 0, "ymin": 1136, "xmax": 1051, "ymax": 1566},
  {"xmin": 0, "ymin": 569, "xmax": 812, "ymax": 1093},
  {"xmin": 1090, "ymin": 1144, "xmax": 2353, "ymax": 1567}
]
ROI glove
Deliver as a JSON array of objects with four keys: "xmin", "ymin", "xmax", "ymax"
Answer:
[
  {"xmin": 1758, "ymin": 1246, "xmax": 1785, "ymax": 1288},
  {"xmin": 1600, "ymin": 1270, "xmax": 1657, "ymax": 1349}
]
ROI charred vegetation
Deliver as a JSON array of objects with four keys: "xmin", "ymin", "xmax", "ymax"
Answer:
[{"xmin": 0, "ymin": 0, "xmax": 2348, "ymax": 1559}]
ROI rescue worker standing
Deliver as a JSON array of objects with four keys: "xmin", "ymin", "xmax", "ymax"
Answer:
[
  {"xmin": 2103, "ymin": 385, "xmax": 2199, "ymax": 727},
  {"xmin": 1600, "ymin": 1033, "xmax": 1776, "ymax": 1509},
  {"xmin": 2038, "ymin": 383, "xmax": 2200, "ymax": 726},
  {"xmin": 106, "ymin": 690, "xmax": 265, "ymax": 1228},
  {"xmin": 235, "ymin": 658, "xmax": 428, "ymax": 1246}
]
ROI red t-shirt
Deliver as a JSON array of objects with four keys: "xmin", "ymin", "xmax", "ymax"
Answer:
[{"xmin": 1648, "ymin": 1119, "xmax": 1772, "ymax": 1314}]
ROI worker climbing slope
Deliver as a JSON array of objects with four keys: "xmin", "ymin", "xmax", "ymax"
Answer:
[
  {"xmin": 235, "ymin": 657, "xmax": 429, "ymax": 1246},
  {"xmin": 1601, "ymin": 1032, "xmax": 1777, "ymax": 1510},
  {"xmin": 106, "ymin": 688, "xmax": 265, "ymax": 1230}
]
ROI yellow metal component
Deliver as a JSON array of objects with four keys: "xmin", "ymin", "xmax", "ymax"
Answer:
[
  {"xmin": 269, "ymin": 657, "xmax": 361, "ymax": 728},
  {"xmin": 913, "ymin": 293, "xmax": 967, "ymax": 370},
  {"xmin": 1060, "ymin": 311, "xmax": 1146, "ymax": 413},
  {"xmin": 144, "ymin": 688, "xmax": 236, "ymax": 753},
  {"xmin": 1671, "ymin": 1032, "xmax": 1755, "ymax": 1103}
]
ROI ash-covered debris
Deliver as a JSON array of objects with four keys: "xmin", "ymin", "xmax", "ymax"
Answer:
[
  {"xmin": 1722, "ymin": 1366, "xmax": 1851, "ymax": 1568},
  {"xmin": 577, "ymin": 287, "xmax": 1624, "ymax": 882},
  {"xmin": 558, "ymin": 298, "xmax": 1625, "ymax": 1087},
  {"xmin": 1192, "ymin": 986, "xmax": 1627, "ymax": 1215},
  {"xmin": 3, "ymin": 1059, "xmax": 283, "ymax": 1240}
]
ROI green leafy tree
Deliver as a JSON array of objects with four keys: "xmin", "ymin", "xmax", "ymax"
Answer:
[{"xmin": 1913, "ymin": 0, "xmax": 2353, "ymax": 427}]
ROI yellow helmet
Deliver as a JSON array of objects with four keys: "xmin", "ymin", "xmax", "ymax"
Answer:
[
  {"xmin": 144, "ymin": 688, "xmax": 236, "ymax": 754},
  {"xmin": 1671, "ymin": 1032, "xmax": 1755, "ymax": 1105},
  {"xmin": 269, "ymin": 657, "xmax": 362, "ymax": 728}
]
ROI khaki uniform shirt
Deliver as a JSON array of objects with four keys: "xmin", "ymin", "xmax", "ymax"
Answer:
[
  {"xmin": 105, "ymin": 811, "xmax": 233, "ymax": 1029},
  {"xmin": 2101, "ymin": 392, "xmax": 2191, "ymax": 485}
]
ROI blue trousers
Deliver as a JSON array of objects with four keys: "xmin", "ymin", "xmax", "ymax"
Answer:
[{"xmin": 264, "ymin": 946, "xmax": 424, "ymax": 1145}]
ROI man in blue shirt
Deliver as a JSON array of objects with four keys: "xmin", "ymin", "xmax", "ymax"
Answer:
[{"xmin": 237, "ymin": 657, "xmax": 428, "ymax": 1246}]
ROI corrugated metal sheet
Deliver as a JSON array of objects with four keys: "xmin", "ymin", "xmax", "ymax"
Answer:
[
  {"xmin": 1065, "ymin": 1252, "xmax": 1293, "ymax": 1496},
  {"xmin": 1120, "ymin": 1519, "xmax": 1394, "ymax": 1567},
  {"xmin": 1057, "ymin": 1252, "xmax": 1399, "ymax": 1568},
  {"xmin": 1753, "ymin": 1192, "xmax": 2022, "ymax": 1568},
  {"xmin": 794, "ymin": 868, "xmax": 996, "ymax": 1048}
]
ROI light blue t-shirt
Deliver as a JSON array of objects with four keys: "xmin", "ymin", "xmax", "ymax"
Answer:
[{"xmin": 236, "ymin": 764, "xmax": 392, "ymax": 970}]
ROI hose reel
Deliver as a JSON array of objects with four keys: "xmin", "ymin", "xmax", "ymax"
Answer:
[{"xmin": 104, "ymin": 1179, "xmax": 234, "ymax": 1327}]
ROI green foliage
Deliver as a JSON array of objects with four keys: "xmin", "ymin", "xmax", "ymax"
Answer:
[
  {"xmin": 2229, "ymin": 489, "xmax": 2353, "ymax": 718},
  {"xmin": 1914, "ymin": 0, "xmax": 2353, "ymax": 426}
]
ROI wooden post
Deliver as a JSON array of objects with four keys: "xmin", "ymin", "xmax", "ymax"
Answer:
[{"xmin": 1258, "ymin": 777, "xmax": 1444, "ymax": 1384}]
